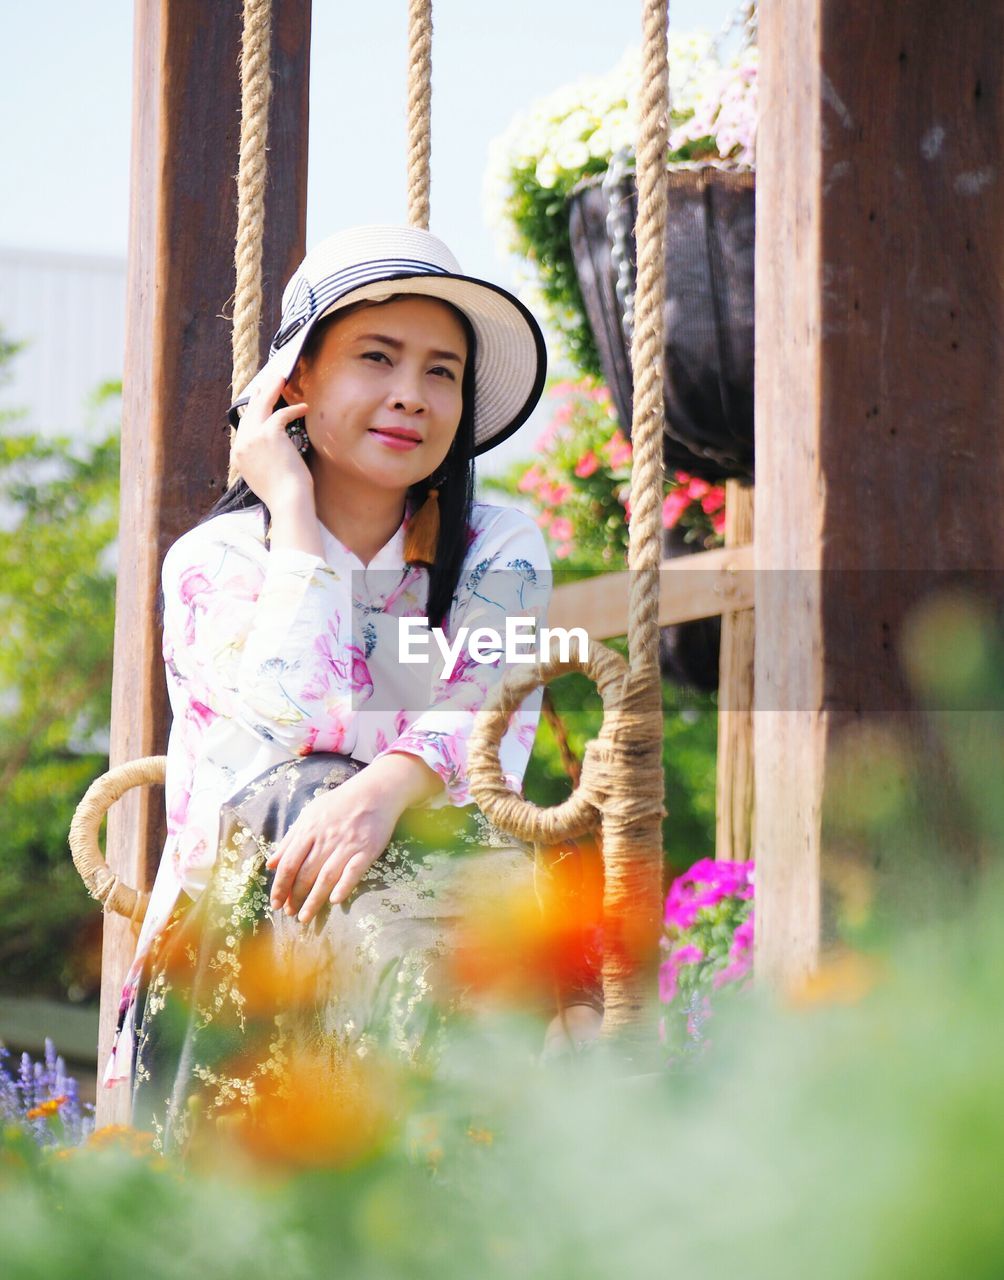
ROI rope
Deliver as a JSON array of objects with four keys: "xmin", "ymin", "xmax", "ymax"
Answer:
[
  {"xmin": 228, "ymin": 0, "xmax": 273, "ymax": 488},
  {"xmin": 584, "ymin": 0, "xmax": 668, "ymax": 1051},
  {"xmin": 68, "ymin": 757, "xmax": 166, "ymax": 924},
  {"xmin": 469, "ymin": 0, "xmax": 672, "ymax": 1055},
  {"xmin": 406, "ymin": 0, "xmax": 433, "ymax": 229},
  {"xmin": 627, "ymin": 0, "xmax": 669, "ymax": 664}
]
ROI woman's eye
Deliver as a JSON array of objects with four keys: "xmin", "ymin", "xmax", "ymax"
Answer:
[
  {"xmin": 362, "ymin": 351, "xmax": 390, "ymax": 364},
  {"xmin": 430, "ymin": 365, "xmax": 456, "ymax": 380}
]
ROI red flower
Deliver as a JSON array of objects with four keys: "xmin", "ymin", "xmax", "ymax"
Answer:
[
  {"xmin": 701, "ymin": 488, "xmax": 726, "ymax": 515},
  {"xmin": 662, "ymin": 490, "xmax": 691, "ymax": 529},
  {"xmin": 574, "ymin": 451, "xmax": 600, "ymax": 478}
]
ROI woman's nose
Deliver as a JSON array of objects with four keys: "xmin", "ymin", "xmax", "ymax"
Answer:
[{"xmin": 387, "ymin": 365, "xmax": 427, "ymax": 413}]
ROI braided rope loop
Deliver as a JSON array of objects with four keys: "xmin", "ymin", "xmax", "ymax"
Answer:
[
  {"xmin": 468, "ymin": 642, "xmax": 630, "ymax": 845},
  {"xmin": 68, "ymin": 757, "xmax": 166, "ymax": 924},
  {"xmin": 228, "ymin": 0, "xmax": 273, "ymax": 488},
  {"xmin": 406, "ymin": 0, "xmax": 433, "ymax": 229}
]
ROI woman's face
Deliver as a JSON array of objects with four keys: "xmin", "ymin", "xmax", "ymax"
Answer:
[{"xmin": 285, "ymin": 295, "xmax": 468, "ymax": 494}]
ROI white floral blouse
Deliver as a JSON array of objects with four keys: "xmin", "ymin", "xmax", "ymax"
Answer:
[{"xmin": 103, "ymin": 500, "xmax": 551, "ymax": 1088}]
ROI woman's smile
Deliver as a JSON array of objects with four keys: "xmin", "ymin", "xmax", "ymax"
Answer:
[{"xmin": 368, "ymin": 426, "xmax": 423, "ymax": 450}]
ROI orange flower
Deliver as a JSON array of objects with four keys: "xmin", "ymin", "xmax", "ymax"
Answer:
[
  {"xmin": 86, "ymin": 1125, "xmax": 158, "ymax": 1154},
  {"xmin": 785, "ymin": 951, "xmax": 886, "ymax": 1010},
  {"xmin": 235, "ymin": 930, "xmax": 334, "ymax": 1019},
  {"xmin": 219, "ymin": 1048, "xmax": 398, "ymax": 1173},
  {"xmin": 443, "ymin": 836, "xmax": 659, "ymax": 1011},
  {"xmin": 25, "ymin": 1095, "xmax": 69, "ymax": 1120}
]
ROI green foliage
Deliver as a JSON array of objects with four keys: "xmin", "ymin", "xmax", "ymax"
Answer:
[
  {"xmin": 3, "ymin": 863, "xmax": 1004, "ymax": 1278},
  {"xmin": 0, "ymin": 351, "xmax": 120, "ymax": 1000},
  {"xmin": 3, "ymin": 597, "xmax": 1004, "ymax": 1280}
]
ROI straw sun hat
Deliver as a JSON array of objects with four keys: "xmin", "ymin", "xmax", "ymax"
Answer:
[{"xmin": 227, "ymin": 224, "xmax": 548, "ymax": 456}]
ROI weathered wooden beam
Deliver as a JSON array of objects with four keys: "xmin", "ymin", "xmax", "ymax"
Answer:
[
  {"xmin": 715, "ymin": 481, "xmax": 755, "ymax": 861},
  {"xmin": 96, "ymin": 0, "xmax": 310, "ymax": 1125},
  {"xmin": 547, "ymin": 544, "xmax": 754, "ymax": 641},
  {"xmin": 754, "ymin": 1, "xmax": 1004, "ymax": 987}
]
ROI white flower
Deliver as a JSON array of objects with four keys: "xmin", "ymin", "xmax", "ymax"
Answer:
[
  {"xmin": 483, "ymin": 27, "xmax": 759, "ymax": 348},
  {"xmin": 535, "ymin": 154, "xmax": 560, "ymax": 189},
  {"xmin": 555, "ymin": 139, "xmax": 590, "ymax": 172}
]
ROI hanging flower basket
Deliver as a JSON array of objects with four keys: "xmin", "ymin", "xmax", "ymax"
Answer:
[{"xmin": 568, "ymin": 167, "xmax": 755, "ymax": 483}]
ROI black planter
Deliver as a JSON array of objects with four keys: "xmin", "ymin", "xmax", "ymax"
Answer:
[
  {"xmin": 658, "ymin": 524, "xmax": 722, "ymax": 691},
  {"xmin": 568, "ymin": 168, "xmax": 755, "ymax": 483}
]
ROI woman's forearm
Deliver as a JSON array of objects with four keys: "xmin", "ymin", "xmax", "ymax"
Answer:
[{"xmin": 362, "ymin": 750, "xmax": 446, "ymax": 811}]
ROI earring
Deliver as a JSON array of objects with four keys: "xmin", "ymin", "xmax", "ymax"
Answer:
[
  {"xmin": 285, "ymin": 418, "xmax": 310, "ymax": 456},
  {"xmin": 404, "ymin": 472, "xmax": 447, "ymax": 568}
]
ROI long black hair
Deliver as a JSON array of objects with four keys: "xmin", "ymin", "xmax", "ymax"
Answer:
[{"xmin": 203, "ymin": 295, "xmax": 477, "ymax": 631}]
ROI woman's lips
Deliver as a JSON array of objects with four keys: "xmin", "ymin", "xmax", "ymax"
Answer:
[{"xmin": 369, "ymin": 429, "xmax": 421, "ymax": 451}]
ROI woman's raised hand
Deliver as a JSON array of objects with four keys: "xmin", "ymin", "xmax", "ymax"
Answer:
[{"xmin": 231, "ymin": 368, "xmax": 312, "ymax": 509}]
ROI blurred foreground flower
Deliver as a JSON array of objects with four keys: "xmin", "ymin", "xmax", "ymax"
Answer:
[
  {"xmin": 785, "ymin": 951, "xmax": 887, "ymax": 1010},
  {"xmin": 445, "ymin": 834, "xmax": 614, "ymax": 1013},
  {"xmin": 195, "ymin": 1047, "xmax": 399, "ymax": 1175}
]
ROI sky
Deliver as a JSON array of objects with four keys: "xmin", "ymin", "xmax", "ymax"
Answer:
[{"xmin": 1, "ymin": 0, "xmax": 737, "ymax": 467}]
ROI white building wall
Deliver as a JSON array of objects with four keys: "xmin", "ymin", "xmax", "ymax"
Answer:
[{"xmin": 0, "ymin": 246, "xmax": 126, "ymax": 439}]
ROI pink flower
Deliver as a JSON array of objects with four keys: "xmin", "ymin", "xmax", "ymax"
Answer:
[
  {"xmin": 686, "ymin": 478, "xmax": 711, "ymax": 500},
  {"xmin": 554, "ymin": 543, "xmax": 573, "ymax": 560},
  {"xmin": 517, "ymin": 465, "xmax": 544, "ymax": 494},
  {"xmin": 178, "ymin": 568, "xmax": 212, "ymax": 608},
  {"xmin": 663, "ymin": 858, "xmax": 754, "ymax": 930},
  {"xmin": 712, "ymin": 954, "xmax": 753, "ymax": 989},
  {"xmin": 550, "ymin": 517, "xmax": 574, "ymax": 542},
  {"xmin": 662, "ymin": 490, "xmax": 691, "ymax": 529},
  {"xmin": 346, "ymin": 645, "xmax": 373, "ymax": 695},
  {"xmin": 574, "ymin": 451, "xmax": 600, "ymax": 478},
  {"xmin": 731, "ymin": 918, "xmax": 754, "ymax": 956},
  {"xmin": 548, "ymin": 483, "xmax": 573, "ymax": 504},
  {"xmin": 701, "ymin": 487, "xmax": 726, "ymax": 515},
  {"xmin": 602, "ymin": 430, "xmax": 633, "ymax": 468},
  {"xmin": 712, "ymin": 511, "xmax": 726, "ymax": 536},
  {"xmin": 658, "ymin": 943, "xmax": 704, "ymax": 1003},
  {"xmin": 536, "ymin": 511, "xmax": 553, "ymax": 529}
]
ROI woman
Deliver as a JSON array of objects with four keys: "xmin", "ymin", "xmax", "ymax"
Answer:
[{"xmin": 104, "ymin": 226, "xmax": 604, "ymax": 1150}]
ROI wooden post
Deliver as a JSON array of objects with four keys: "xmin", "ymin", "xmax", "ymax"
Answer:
[
  {"xmin": 754, "ymin": 1, "xmax": 1004, "ymax": 987},
  {"xmin": 96, "ymin": 0, "xmax": 310, "ymax": 1125},
  {"xmin": 715, "ymin": 480, "xmax": 754, "ymax": 860}
]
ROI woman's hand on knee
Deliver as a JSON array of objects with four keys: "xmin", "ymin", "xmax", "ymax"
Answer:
[{"xmin": 265, "ymin": 773, "xmax": 400, "ymax": 924}]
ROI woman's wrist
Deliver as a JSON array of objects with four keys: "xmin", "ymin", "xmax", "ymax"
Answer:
[
  {"xmin": 266, "ymin": 482, "xmax": 324, "ymax": 559},
  {"xmin": 361, "ymin": 751, "xmax": 445, "ymax": 812}
]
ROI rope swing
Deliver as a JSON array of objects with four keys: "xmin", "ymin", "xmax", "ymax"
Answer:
[
  {"xmin": 70, "ymin": 0, "xmax": 674, "ymax": 1062},
  {"xmin": 468, "ymin": 0, "xmax": 670, "ymax": 1051}
]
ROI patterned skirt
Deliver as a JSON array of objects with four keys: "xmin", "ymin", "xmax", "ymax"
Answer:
[{"xmin": 130, "ymin": 754, "xmax": 604, "ymax": 1156}]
